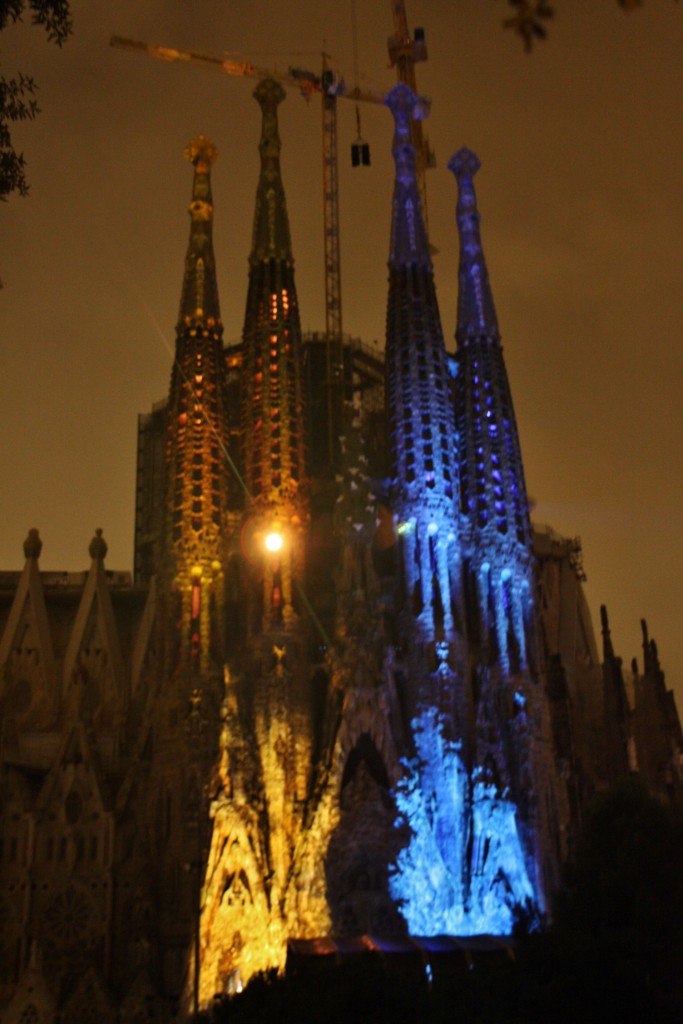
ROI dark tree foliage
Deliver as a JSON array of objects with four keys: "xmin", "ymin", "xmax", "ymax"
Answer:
[
  {"xmin": 194, "ymin": 954, "xmax": 522, "ymax": 1024},
  {"xmin": 502, "ymin": 0, "xmax": 673, "ymax": 51},
  {"xmin": 545, "ymin": 779, "xmax": 683, "ymax": 1024},
  {"xmin": 0, "ymin": 0, "xmax": 72, "ymax": 200}
]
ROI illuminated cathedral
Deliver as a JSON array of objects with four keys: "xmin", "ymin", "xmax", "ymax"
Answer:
[{"xmin": 1, "ymin": 81, "xmax": 681, "ymax": 1022}]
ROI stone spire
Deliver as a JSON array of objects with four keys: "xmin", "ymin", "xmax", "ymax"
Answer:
[
  {"xmin": 242, "ymin": 80, "xmax": 306, "ymax": 505},
  {"xmin": 600, "ymin": 604, "xmax": 615, "ymax": 660},
  {"xmin": 449, "ymin": 148, "xmax": 532, "ymax": 672},
  {"xmin": 449, "ymin": 147, "xmax": 499, "ymax": 341},
  {"xmin": 249, "ymin": 78, "xmax": 294, "ymax": 265},
  {"xmin": 164, "ymin": 136, "xmax": 230, "ymax": 673},
  {"xmin": 241, "ymin": 79, "xmax": 307, "ymax": 632},
  {"xmin": 178, "ymin": 136, "xmax": 222, "ymax": 328},
  {"xmin": 387, "ymin": 84, "xmax": 431, "ymax": 271},
  {"xmin": 450, "ymin": 148, "xmax": 532, "ymax": 554},
  {"xmin": 384, "ymin": 83, "xmax": 459, "ymax": 641},
  {"xmin": 23, "ymin": 528, "xmax": 42, "ymax": 560}
]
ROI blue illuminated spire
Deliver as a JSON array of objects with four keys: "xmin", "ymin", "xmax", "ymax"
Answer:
[
  {"xmin": 449, "ymin": 149, "xmax": 553, "ymax": 906},
  {"xmin": 386, "ymin": 138, "xmax": 554, "ymax": 938},
  {"xmin": 384, "ymin": 84, "xmax": 460, "ymax": 640},
  {"xmin": 449, "ymin": 148, "xmax": 498, "ymax": 341},
  {"xmin": 387, "ymin": 84, "xmax": 431, "ymax": 271},
  {"xmin": 449, "ymin": 149, "xmax": 533, "ymax": 674}
]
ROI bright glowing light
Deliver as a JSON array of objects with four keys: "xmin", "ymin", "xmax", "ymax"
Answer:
[
  {"xmin": 390, "ymin": 707, "xmax": 538, "ymax": 936},
  {"xmin": 264, "ymin": 530, "xmax": 284, "ymax": 553}
]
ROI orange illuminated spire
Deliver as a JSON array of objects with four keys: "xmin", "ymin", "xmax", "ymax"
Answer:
[
  {"xmin": 178, "ymin": 135, "xmax": 222, "ymax": 327},
  {"xmin": 242, "ymin": 80, "xmax": 306, "ymax": 505},
  {"xmin": 164, "ymin": 136, "xmax": 230, "ymax": 672},
  {"xmin": 241, "ymin": 80, "xmax": 307, "ymax": 634},
  {"xmin": 249, "ymin": 79, "xmax": 294, "ymax": 265}
]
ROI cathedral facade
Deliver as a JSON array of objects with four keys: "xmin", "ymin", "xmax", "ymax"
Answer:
[{"xmin": 1, "ymin": 81, "xmax": 681, "ymax": 1022}]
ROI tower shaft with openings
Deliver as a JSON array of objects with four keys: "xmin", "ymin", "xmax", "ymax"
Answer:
[
  {"xmin": 163, "ymin": 136, "xmax": 231, "ymax": 678},
  {"xmin": 241, "ymin": 79, "xmax": 308, "ymax": 636},
  {"xmin": 385, "ymin": 83, "xmax": 460, "ymax": 648}
]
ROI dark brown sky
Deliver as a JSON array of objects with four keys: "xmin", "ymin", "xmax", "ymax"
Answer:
[{"xmin": 2, "ymin": 1, "xmax": 682, "ymax": 702}]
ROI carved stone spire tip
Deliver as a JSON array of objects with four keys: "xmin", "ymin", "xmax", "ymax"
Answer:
[
  {"xmin": 253, "ymin": 77, "xmax": 286, "ymax": 110},
  {"xmin": 448, "ymin": 146, "xmax": 481, "ymax": 180},
  {"xmin": 89, "ymin": 528, "xmax": 108, "ymax": 562},
  {"xmin": 385, "ymin": 82, "xmax": 416, "ymax": 137},
  {"xmin": 23, "ymin": 528, "xmax": 42, "ymax": 560},
  {"xmin": 185, "ymin": 135, "xmax": 218, "ymax": 170}
]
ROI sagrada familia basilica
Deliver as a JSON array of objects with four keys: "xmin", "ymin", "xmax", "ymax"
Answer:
[{"xmin": 1, "ymin": 77, "xmax": 681, "ymax": 1022}]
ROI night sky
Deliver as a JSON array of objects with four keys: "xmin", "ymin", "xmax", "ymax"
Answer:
[{"xmin": 2, "ymin": 1, "xmax": 682, "ymax": 704}]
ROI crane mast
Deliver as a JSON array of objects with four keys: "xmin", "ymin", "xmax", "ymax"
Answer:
[{"xmin": 320, "ymin": 60, "xmax": 344, "ymax": 466}]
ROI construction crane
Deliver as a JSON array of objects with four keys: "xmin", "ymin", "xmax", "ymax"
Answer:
[
  {"xmin": 387, "ymin": 1, "xmax": 436, "ymax": 238},
  {"xmin": 110, "ymin": 24, "xmax": 431, "ymax": 463}
]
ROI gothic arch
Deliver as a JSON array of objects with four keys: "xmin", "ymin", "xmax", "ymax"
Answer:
[{"xmin": 326, "ymin": 733, "xmax": 408, "ymax": 938}]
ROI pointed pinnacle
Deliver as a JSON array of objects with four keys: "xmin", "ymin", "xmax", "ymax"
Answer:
[
  {"xmin": 23, "ymin": 528, "xmax": 42, "ymax": 560},
  {"xmin": 449, "ymin": 146, "xmax": 499, "ymax": 341},
  {"xmin": 185, "ymin": 135, "xmax": 216, "ymax": 224},
  {"xmin": 385, "ymin": 83, "xmax": 430, "ymax": 269},
  {"xmin": 600, "ymin": 604, "xmax": 614, "ymax": 659},
  {"xmin": 250, "ymin": 78, "xmax": 293, "ymax": 263},
  {"xmin": 449, "ymin": 146, "xmax": 481, "ymax": 181},
  {"xmin": 641, "ymin": 618, "xmax": 652, "ymax": 674},
  {"xmin": 89, "ymin": 528, "xmax": 108, "ymax": 562},
  {"xmin": 254, "ymin": 78, "xmax": 286, "ymax": 162},
  {"xmin": 185, "ymin": 135, "xmax": 218, "ymax": 170},
  {"xmin": 385, "ymin": 82, "xmax": 414, "ymax": 149},
  {"xmin": 650, "ymin": 638, "xmax": 661, "ymax": 673},
  {"xmin": 178, "ymin": 135, "xmax": 222, "ymax": 326}
]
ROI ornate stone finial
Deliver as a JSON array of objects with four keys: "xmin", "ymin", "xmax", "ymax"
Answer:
[
  {"xmin": 89, "ymin": 528, "xmax": 108, "ymax": 561},
  {"xmin": 254, "ymin": 77, "xmax": 286, "ymax": 113},
  {"xmin": 185, "ymin": 136, "xmax": 216, "ymax": 225},
  {"xmin": 254, "ymin": 78, "xmax": 286, "ymax": 166},
  {"xmin": 600, "ymin": 605, "xmax": 614, "ymax": 659},
  {"xmin": 448, "ymin": 145, "xmax": 499, "ymax": 339},
  {"xmin": 249, "ymin": 78, "xmax": 293, "ymax": 262},
  {"xmin": 385, "ymin": 82, "xmax": 414, "ymax": 148},
  {"xmin": 184, "ymin": 135, "xmax": 218, "ymax": 170},
  {"xmin": 448, "ymin": 146, "xmax": 481, "ymax": 182},
  {"xmin": 385, "ymin": 83, "xmax": 430, "ymax": 268},
  {"xmin": 178, "ymin": 133, "xmax": 222, "ymax": 326},
  {"xmin": 23, "ymin": 528, "xmax": 42, "ymax": 560}
]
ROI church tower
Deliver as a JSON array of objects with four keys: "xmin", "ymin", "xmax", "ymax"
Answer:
[
  {"xmin": 195, "ymin": 83, "xmax": 315, "ymax": 1001},
  {"xmin": 449, "ymin": 148, "xmax": 535, "ymax": 676},
  {"xmin": 240, "ymin": 79, "xmax": 308, "ymax": 638},
  {"xmin": 450, "ymin": 147, "xmax": 561, "ymax": 908},
  {"xmin": 162, "ymin": 136, "xmax": 231, "ymax": 678},
  {"xmin": 384, "ymin": 83, "xmax": 460, "ymax": 656},
  {"xmin": 388, "ymin": 127, "xmax": 555, "ymax": 936}
]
